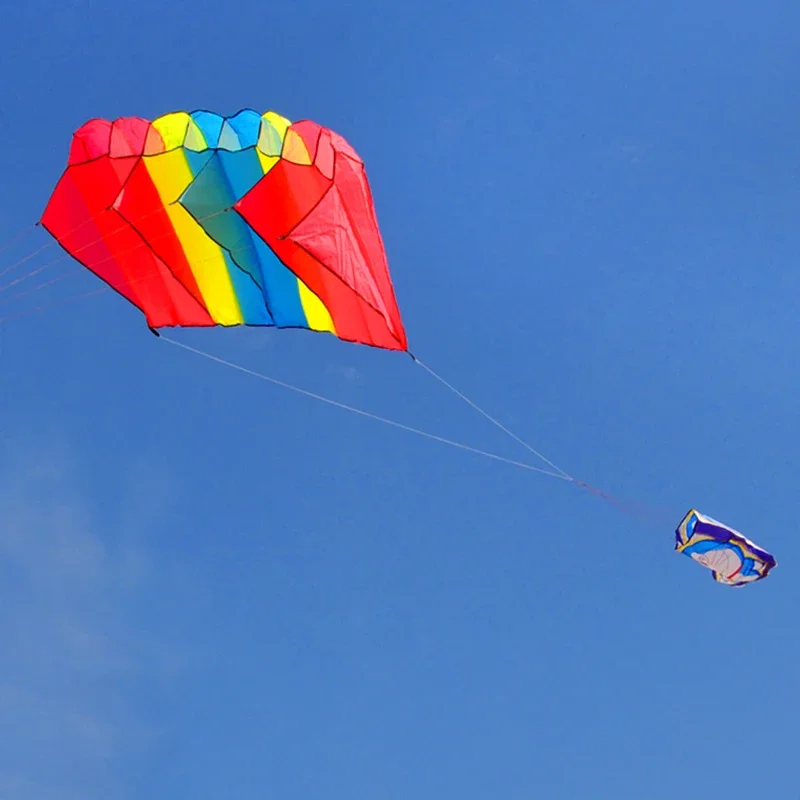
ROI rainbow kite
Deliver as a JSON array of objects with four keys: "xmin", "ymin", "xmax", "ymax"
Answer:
[{"xmin": 41, "ymin": 108, "xmax": 407, "ymax": 352}]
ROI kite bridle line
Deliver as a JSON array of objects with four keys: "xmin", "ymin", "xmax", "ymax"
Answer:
[
  {"xmin": 158, "ymin": 336, "xmax": 572, "ymax": 481},
  {"xmin": 405, "ymin": 351, "xmax": 660, "ymax": 526},
  {"xmin": 0, "ymin": 224, "xmax": 39, "ymax": 265},
  {"xmin": 407, "ymin": 352, "xmax": 573, "ymax": 481},
  {"xmin": 159, "ymin": 335, "xmax": 664, "ymax": 532}
]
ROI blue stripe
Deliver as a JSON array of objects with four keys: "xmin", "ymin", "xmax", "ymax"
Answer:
[
  {"xmin": 180, "ymin": 147, "xmax": 272, "ymax": 326},
  {"xmin": 190, "ymin": 111, "xmax": 224, "ymax": 148},
  {"xmin": 223, "ymin": 248, "xmax": 272, "ymax": 325},
  {"xmin": 181, "ymin": 148, "xmax": 309, "ymax": 328},
  {"xmin": 226, "ymin": 110, "xmax": 261, "ymax": 149}
]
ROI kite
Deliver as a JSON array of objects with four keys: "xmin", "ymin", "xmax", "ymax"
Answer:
[
  {"xmin": 40, "ymin": 108, "xmax": 407, "ymax": 352},
  {"xmin": 675, "ymin": 509, "xmax": 776, "ymax": 587}
]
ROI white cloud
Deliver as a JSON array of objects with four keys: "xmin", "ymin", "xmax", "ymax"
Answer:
[{"xmin": 0, "ymin": 433, "xmax": 186, "ymax": 798}]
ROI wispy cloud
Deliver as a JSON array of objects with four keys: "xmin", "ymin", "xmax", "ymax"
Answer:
[
  {"xmin": 0, "ymin": 433, "xmax": 186, "ymax": 798},
  {"xmin": 618, "ymin": 143, "xmax": 648, "ymax": 166},
  {"xmin": 326, "ymin": 363, "xmax": 362, "ymax": 382}
]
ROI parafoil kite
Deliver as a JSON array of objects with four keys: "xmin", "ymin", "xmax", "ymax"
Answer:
[
  {"xmin": 40, "ymin": 108, "xmax": 408, "ymax": 352},
  {"xmin": 675, "ymin": 509, "xmax": 776, "ymax": 587}
]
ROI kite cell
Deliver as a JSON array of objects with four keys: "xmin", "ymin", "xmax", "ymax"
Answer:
[
  {"xmin": 675, "ymin": 509, "xmax": 776, "ymax": 587},
  {"xmin": 40, "ymin": 108, "xmax": 407, "ymax": 351}
]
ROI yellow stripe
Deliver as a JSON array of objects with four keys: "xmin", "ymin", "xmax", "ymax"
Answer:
[
  {"xmin": 150, "ymin": 112, "xmax": 192, "ymax": 152},
  {"xmin": 184, "ymin": 118, "xmax": 208, "ymax": 152},
  {"xmin": 259, "ymin": 111, "xmax": 291, "ymax": 155},
  {"xmin": 256, "ymin": 152, "xmax": 280, "ymax": 174},
  {"xmin": 298, "ymin": 280, "xmax": 336, "ymax": 333},
  {"xmin": 144, "ymin": 149, "xmax": 243, "ymax": 325}
]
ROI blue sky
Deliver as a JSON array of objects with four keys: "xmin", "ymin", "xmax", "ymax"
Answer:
[{"xmin": 1, "ymin": 0, "xmax": 798, "ymax": 797}]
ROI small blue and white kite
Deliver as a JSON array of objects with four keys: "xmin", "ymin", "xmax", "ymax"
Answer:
[{"xmin": 675, "ymin": 510, "xmax": 776, "ymax": 587}]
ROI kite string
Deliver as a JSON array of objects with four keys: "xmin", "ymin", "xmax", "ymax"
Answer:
[
  {"xmin": 159, "ymin": 336, "xmax": 572, "ymax": 480},
  {"xmin": 0, "ymin": 208, "xmax": 154, "ymax": 286},
  {"xmin": 408, "ymin": 353, "xmax": 672, "ymax": 527},
  {"xmin": 0, "ymin": 225, "xmax": 38, "ymax": 260},
  {"xmin": 0, "ymin": 240, "xmax": 57, "ymax": 285},
  {"xmin": 409, "ymin": 354, "xmax": 574, "ymax": 481},
  {"xmin": 160, "ymin": 338, "xmax": 664, "ymax": 529}
]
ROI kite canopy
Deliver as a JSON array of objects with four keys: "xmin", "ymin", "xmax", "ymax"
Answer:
[
  {"xmin": 40, "ymin": 108, "xmax": 407, "ymax": 351},
  {"xmin": 675, "ymin": 509, "xmax": 776, "ymax": 587}
]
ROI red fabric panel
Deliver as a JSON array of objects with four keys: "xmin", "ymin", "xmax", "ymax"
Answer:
[
  {"xmin": 113, "ymin": 159, "xmax": 210, "ymax": 316},
  {"xmin": 287, "ymin": 150, "xmax": 406, "ymax": 348},
  {"xmin": 290, "ymin": 120, "xmax": 322, "ymax": 162},
  {"xmin": 41, "ymin": 166, "xmax": 138, "ymax": 306},
  {"xmin": 328, "ymin": 130, "xmax": 362, "ymax": 164},
  {"xmin": 314, "ymin": 129, "xmax": 335, "ymax": 180},
  {"xmin": 68, "ymin": 119, "xmax": 112, "ymax": 165},
  {"xmin": 41, "ymin": 155, "xmax": 213, "ymax": 328},
  {"xmin": 110, "ymin": 117, "xmax": 150, "ymax": 158},
  {"xmin": 331, "ymin": 152, "xmax": 405, "ymax": 348},
  {"xmin": 235, "ymin": 158, "xmax": 404, "ymax": 350}
]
